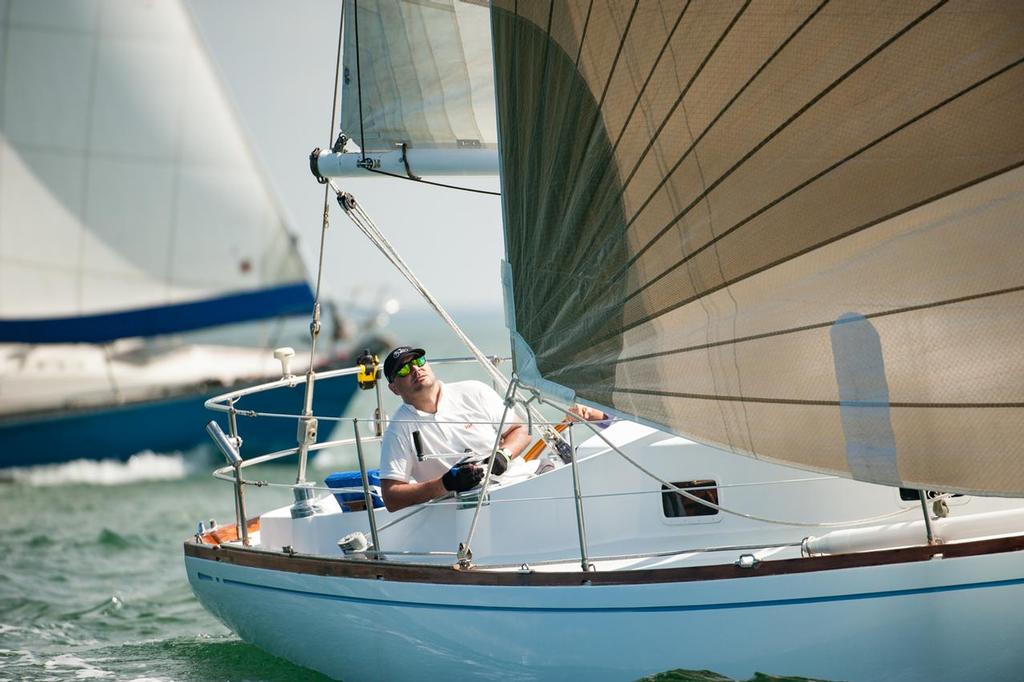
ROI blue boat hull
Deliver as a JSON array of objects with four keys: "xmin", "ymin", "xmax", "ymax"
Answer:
[{"xmin": 0, "ymin": 375, "xmax": 360, "ymax": 468}]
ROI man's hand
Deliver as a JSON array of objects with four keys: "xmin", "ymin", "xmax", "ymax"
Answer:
[
  {"xmin": 489, "ymin": 448, "xmax": 511, "ymax": 476},
  {"xmin": 442, "ymin": 463, "xmax": 484, "ymax": 492},
  {"xmin": 569, "ymin": 404, "xmax": 609, "ymax": 422}
]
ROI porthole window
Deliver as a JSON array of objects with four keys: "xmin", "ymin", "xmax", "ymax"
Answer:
[{"xmin": 662, "ymin": 480, "xmax": 719, "ymax": 518}]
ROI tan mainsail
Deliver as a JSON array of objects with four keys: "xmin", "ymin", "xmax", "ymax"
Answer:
[{"xmin": 493, "ymin": 0, "xmax": 1024, "ymax": 495}]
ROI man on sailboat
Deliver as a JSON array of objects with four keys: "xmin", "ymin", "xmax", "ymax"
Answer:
[{"xmin": 378, "ymin": 346, "xmax": 531, "ymax": 511}]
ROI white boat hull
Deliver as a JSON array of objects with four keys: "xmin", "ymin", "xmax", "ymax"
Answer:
[{"xmin": 185, "ymin": 543, "xmax": 1024, "ymax": 681}]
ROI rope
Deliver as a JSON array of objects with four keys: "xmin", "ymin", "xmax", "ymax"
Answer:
[
  {"xmin": 288, "ymin": 1, "xmax": 349, "ymax": 485},
  {"xmin": 328, "ymin": 182, "xmax": 559, "ymax": 445},
  {"xmin": 364, "ymin": 167, "xmax": 501, "ymax": 196},
  {"xmin": 353, "ymin": 0, "xmax": 366, "ymax": 165},
  {"xmin": 539, "ymin": 396, "xmax": 918, "ymax": 529},
  {"xmin": 462, "ymin": 377, "xmax": 519, "ymax": 558}
]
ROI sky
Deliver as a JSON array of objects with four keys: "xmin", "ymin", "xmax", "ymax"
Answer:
[{"xmin": 187, "ymin": 0, "xmax": 506, "ymax": 316}]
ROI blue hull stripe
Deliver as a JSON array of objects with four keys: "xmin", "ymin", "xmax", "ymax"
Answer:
[
  {"xmin": 0, "ymin": 368, "xmax": 357, "ymax": 467},
  {"xmin": 0, "ymin": 282, "xmax": 313, "ymax": 343},
  {"xmin": 201, "ymin": 571, "xmax": 1024, "ymax": 613}
]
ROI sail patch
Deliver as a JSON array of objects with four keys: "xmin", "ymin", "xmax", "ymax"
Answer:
[{"xmin": 831, "ymin": 314, "xmax": 900, "ymax": 486}]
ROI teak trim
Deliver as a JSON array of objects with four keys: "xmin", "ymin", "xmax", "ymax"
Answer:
[{"xmin": 184, "ymin": 528, "xmax": 1024, "ymax": 587}]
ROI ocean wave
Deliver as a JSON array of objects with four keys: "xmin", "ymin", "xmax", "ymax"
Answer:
[
  {"xmin": 0, "ymin": 620, "xmax": 94, "ymax": 648},
  {"xmin": 60, "ymin": 595, "xmax": 124, "ymax": 623},
  {"xmin": 96, "ymin": 529, "xmax": 133, "ymax": 550},
  {"xmin": 102, "ymin": 635, "xmax": 332, "ymax": 681},
  {"xmin": 0, "ymin": 451, "xmax": 201, "ymax": 487},
  {"xmin": 43, "ymin": 652, "xmax": 114, "ymax": 679}
]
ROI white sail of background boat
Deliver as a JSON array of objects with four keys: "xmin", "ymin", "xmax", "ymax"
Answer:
[
  {"xmin": 185, "ymin": 1, "xmax": 1024, "ymax": 680},
  {"xmin": 0, "ymin": 0, "xmax": 379, "ymax": 467}
]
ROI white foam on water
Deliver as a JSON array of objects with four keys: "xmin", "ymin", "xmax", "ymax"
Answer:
[
  {"xmin": 3, "ymin": 451, "xmax": 198, "ymax": 487},
  {"xmin": 309, "ymin": 448, "xmax": 360, "ymax": 472},
  {"xmin": 0, "ymin": 645, "xmax": 39, "ymax": 667},
  {"xmin": 43, "ymin": 653, "xmax": 113, "ymax": 678}
]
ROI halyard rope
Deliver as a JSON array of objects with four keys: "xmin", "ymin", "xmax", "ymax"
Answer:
[
  {"xmin": 539, "ymin": 396, "xmax": 918, "ymax": 529},
  {"xmin": 328, "ymin": 181, "xmax": 564, "ymax": 448}
]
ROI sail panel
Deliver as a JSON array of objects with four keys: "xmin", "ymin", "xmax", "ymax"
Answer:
[
  {"xmin": 493, "ymin": 0, "xmax": 1024, "ymax": 495},
  {"xmin": 0, "ymin": 1, "xmax": 311, "ymax": 340},
  {"xmin": 341, "ymin": 0, "xmax": 496, "ymax": 153}
]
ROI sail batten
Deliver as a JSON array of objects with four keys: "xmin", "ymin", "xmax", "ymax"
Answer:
[{"xmin": 494, "ymin": 0, "xmax": 1024, "ymax": 496}]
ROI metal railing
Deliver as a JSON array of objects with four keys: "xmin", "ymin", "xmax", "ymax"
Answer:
[
  {"xmin": 201, "ymin": 357, "xmax": 921, "ymax": 568},
  {"xmin": 202, "ymin": 355, "xmax": 509, "ymax": 548}
]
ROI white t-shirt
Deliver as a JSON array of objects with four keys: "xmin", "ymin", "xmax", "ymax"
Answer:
[{"xmin": 379, "ymin": 380, "xmax": 519, "ymax": 483}]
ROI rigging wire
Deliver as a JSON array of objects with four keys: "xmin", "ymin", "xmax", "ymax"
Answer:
[
  {"xmin": 363, "ymin": 167, "xmax": 501, "ymax": 196},
  {"xmin": 328, "ymin": 181, "xmax": 566, "ymax": 454},
  {"xmin": 290, "ymin": 0, "xmax": 348, "ymax": 485},
  {"xmin": 353, "ymin": 0, "xmax": 366, "ymax": 165},
  {"xmin": 538, "ymin": 395, "xmax": 919, "ymax": 529},
  {"xmin": 330, "ymin": 183, "xmax": 512, "ymax": 392},
  {"xmin": 314, "ymin": 0, "xmax": 347, "ymax": 305}
]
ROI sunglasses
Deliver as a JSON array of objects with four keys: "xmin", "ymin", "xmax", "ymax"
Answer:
[{"xmin": 395, "ymin": 355, "xmax": 426, "ymax": 378}]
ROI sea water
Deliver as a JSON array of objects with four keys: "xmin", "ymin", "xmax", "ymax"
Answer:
[
  {"xmin": 0, "ymin": 310, "xmax": 507, "ymax": 681},
  {"xmin": 0, "ymin": 310, "xmax": 821, "ymax": 681}
]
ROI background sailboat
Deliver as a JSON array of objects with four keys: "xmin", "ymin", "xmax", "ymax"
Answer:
[{"xmin": 0, "ymin": 1, "xmax": 386, "ymax": 468}]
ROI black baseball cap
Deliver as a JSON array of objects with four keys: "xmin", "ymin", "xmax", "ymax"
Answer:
[{"xmin": 383, "ymin": 346, "xmax": 426, "ymax": 382}]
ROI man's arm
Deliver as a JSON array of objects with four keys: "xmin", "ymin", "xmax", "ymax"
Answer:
[
  {"xmin": 381, "ymin": 477, "xmax": 447, "ymax": 512},
  {"xmin": 500, "ymin": 423, "xmax": 531, "ymax": 458},
  {"xmin": 381, "ymin": 463, "xmax": 485, "ymax": 512}
]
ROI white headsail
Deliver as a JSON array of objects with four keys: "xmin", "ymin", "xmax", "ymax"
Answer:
[
  {"xmin": 316, "ymin": 0, "xmax": 497, "ymax": 178},
  {"xmin": 0, "ymin": 0, "xmax": 311, "ymax": 343},
  {"xmin": 492, "ymin": 1, "xmax": 1024, "ymax": 496}
]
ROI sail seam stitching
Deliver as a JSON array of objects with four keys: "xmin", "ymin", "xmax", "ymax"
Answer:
[
  {"xmin": 615, "ymin": 284, "xmax": 1024, "ymax": 364},
  {"xmin": 610, "ymin": 0, "xmax": 948, "ymax": 284},
  {"xmin": 517, "ymin": 0, "xmax": 753, "ymax": 328},
  {"xmin": 593, "ymin": 0, "xmax": 641, "ymax": 114},
  {"xmin": 615, "ymin": 55, "xmax": 1024, "ymax": 313},
  {"xmin": 587, "ymin": 158, "xmax": 1024, "ymax": 346},
  {"xmin": 608, "ymin": 0, "xmax": 693, "ymax": 158},
  {"xmin": 609, "ymin": 0, "xmax": 829, "ymax": 237},
  {"xmin": 612, "ymin": 388, "xmax": 1024, "ymax": 409},
  {"xmin": 573, "ymin": 0, "xmax": 595, "ymax": 69},
  {"xmin": 615, "ymin": 0, "xmax": 751, "ymax": 196}
]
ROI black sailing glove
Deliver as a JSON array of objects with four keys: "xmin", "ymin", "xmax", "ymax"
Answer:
[
  {"xmin": 489, "ymin": 448, "xmax": 511, "ymax": 476},
  {"xmin": 441, "ymin": 463, "xmax": 484, "ymax": 492}
]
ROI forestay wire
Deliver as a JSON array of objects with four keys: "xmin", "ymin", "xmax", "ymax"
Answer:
[
  {"xmin": 329, "ymin": 180, "xmax": 553, "ymax": 434},
  {"xmin": 325, "ymin": 4, "xmax": 557, "ymax": 447},
  {"xmin": 328, "ymin": 182, "xmax": 507, "ymax": 391}
]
